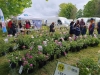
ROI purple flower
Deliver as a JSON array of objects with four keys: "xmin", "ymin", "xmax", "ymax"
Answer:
[
  {"xmin": 30, "ymin": 64, "xmax": 33, "ymax": 67},
  {"xmin": 29, "ymin": 55, "xmax": 33, "ymax": 58}
]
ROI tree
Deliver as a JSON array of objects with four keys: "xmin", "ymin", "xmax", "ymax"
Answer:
[
  {"xmin": 76, "ymin": 9, "xmax": 83, "ymax": 19},
  {"xmin": 58, "ymin": 3, "xmax": 77, "ymax": 19},
  {"xmin": 83, "ymin": 0, "xmax": 100, "ymax": 17},
  {"xmin": 0, "ymin": 0, "xmax": 32, "ymax": 18}
]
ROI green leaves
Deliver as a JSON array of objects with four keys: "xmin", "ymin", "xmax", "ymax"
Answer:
[
  {"xmin": 59, "ymin": 3, "xmax": 77, "ymax": 19},
  {"xmin": 83, "ymin": 0, "xmax": 100, "ymax": 17},
  {"xmin": 0, "ymin": 0, "xmax": 32, "ymax": 18}
]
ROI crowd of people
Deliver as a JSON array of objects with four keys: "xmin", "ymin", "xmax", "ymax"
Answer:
[
  {"xmin": 69, "ymin": 18, "xmax": 100, "ymax": 38},
  {"xmin": 49, "ymin": 18, "xmax": 100, "ymax": 39},
  {"xmin": 7, "ymin": 20, "xmax": 31, "ymax": 36}
]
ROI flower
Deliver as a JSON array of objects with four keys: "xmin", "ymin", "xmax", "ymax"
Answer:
[
  {"xmin": 22, "ymin": 57, "xmax": 26, "ymax": 61},
  {"xmin": 29, "ymin": 56, "xmax": 33, "ymax": 59},
  {"xmin": 30, "ymin": 64, "xmax": 33, "ymax": 67},
  {"xmin": 38, "ymin": 51, "xmax": 42, "ymax": 54}
]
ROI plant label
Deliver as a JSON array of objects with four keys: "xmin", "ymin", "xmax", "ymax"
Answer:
[
  {"xmin": 38, "ymin": 45, "xmax": 43, "ymax": 51},
  {"xmin": 43, "ymin": 41, "xmax": 47, "ymax": 46},
  {"xmin": 54, "ymin": 62, "xmax": 79, "ymax": 75},
  {"xmin": 19, "ymin": 65, "xmax": 23, "ymax": 74},
  {"xmin": 4, "ymin": 38, "xmax": 8, "ymax": 43}
]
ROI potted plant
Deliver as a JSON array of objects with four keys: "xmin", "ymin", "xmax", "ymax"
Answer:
[
  {"xmin": 70, "ymin": 41, "xmax": 77, "ymax": 52},
  {"xmin": 54, "ymin": 45, "xmax": 61, "ymax": 59}
]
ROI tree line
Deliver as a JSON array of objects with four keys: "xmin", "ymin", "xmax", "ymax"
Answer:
[{"xmin": 59, "ymin": 0, "xmax": 100, "ymax": 19}]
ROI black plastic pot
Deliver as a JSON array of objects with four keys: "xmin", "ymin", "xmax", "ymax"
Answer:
[
  {"xmin": 56, "ymin": 54, "xmax": 60, "ymax": 59},
  {"xmin": 61, "ymin": 51, "xmax": 66, "ymax": 56},
  {"xmin": 27, "ymin": 68, "xmax": 33, "ymax": 74},
  {"xmin": 1, "ymin": 52, "xmax": 6, "ymax": 56},
  {"xmin": 18, "ymin": 61, "xmax": 23, "ymax": 66},
  {"xmin": 10, "ymin": 62, "xmax": 16, "ymax": 69},
  {"xmin": 38, "ymin": 61, "xmax": 45, "ymax": 68},
  {"xmin": 8, "ymin": 47, "xmax": 13, "ymax": 52},
  {"xmin": 48, "ymin": 55, "xmax": 54, "ymax": 61}
]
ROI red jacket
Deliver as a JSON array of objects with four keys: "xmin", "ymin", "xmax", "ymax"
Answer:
[
  {"xmin": 25, "ymin": 24, "xmax": 30, "ymax": 29},
  {"xmin": 8, "ymin": 21, "xmax": 12, "ymax": 28}
]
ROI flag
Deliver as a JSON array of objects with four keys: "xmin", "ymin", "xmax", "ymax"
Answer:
[{"xmin": 0, "ymin": 8, "xmax": 7, "ymax": 33}]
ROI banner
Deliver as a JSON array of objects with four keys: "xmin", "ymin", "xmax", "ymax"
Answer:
[
  {"xmin": 32, "ymin": 20, "xmax": 42, "ymax": 30},
  {"xmin": 0, "ymin": 8, "xmax": 7, "ymax": 33}
]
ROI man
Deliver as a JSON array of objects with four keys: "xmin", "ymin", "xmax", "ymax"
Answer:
[
  {"xmin": 50, "ymin": 22, "xmax": 55, "ymax": 32},
  {"xmin": 89, "ymin": 18, "xmax": 95, "ymax": 36}
]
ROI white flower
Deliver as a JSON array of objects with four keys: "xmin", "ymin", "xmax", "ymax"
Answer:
[{"xmin": 86, "ymin": 68, "xmax": 89, "ymax": 71}]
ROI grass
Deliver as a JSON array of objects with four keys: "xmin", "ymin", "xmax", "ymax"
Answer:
[{"xmin": 0, "ymin": 45, "xmax": 100, "ymax": 75}]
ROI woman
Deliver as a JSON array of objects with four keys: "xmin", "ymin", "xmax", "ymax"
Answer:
[
  {"xmin": 89, "ymin": 18, "xmax": 95, "ymax": 36},
  {"xmin": 69, "ymin": 21, "xmax": 74, "ymax": 37},
  {"xmin": 74, "ymin": 20, "xmax": 80, "ymax": 36}
]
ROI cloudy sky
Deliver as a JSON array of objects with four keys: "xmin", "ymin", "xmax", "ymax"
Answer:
[{"xmin": 24, "ymin": 0, "xmax": 90, "ymax": 17}]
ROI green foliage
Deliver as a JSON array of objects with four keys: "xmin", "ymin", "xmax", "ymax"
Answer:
[
  {"xmin": 76, "ymin": 58, "xmax": 100, "ymax": 75},
  {"xmin": 83, "ymin": 0, "xmax": 100, "ymax": 17},
  {"xmin": 0, "ymin": 0, "xmax": 32, "ymax": 18},
  {"xmin": 76, "ymin": 9, "xmax": 83, "ymax": 19},
  {"xmin": 59, "ymin": 3, "xmax": 77, "ymax": 19}
]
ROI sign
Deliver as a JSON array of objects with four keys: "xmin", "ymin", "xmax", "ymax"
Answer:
[
  {"xmin": 0, "ymin": 8, "xmax": 7, "ymax": 33},
  {"xmin": 19, "ymin": 65, "xmax": 23, "ymax": 74},
  {"xmin": 32, "ymin": 20, "xmax": 42, "ymax": 30},
  {"xmin": 54, "ymin": 62, "xmax": 79, "ymax": 75}
]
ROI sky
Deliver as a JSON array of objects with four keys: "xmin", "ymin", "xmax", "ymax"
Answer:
[{"xmin": 24, "ymin": 0, "xmax": 90, "ymax": 18}]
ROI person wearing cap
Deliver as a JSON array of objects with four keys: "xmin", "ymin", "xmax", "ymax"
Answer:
[{"xmin": 88, "ymin": 18, "xmax": 95, "ymax": 36}]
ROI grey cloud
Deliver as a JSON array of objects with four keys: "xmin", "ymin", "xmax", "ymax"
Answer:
[{"xmin": 24, "ymin": 0, "xmax": 89, "ymax": 17}]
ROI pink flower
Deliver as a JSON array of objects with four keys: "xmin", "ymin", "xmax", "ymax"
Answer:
[
  {"xmin": 30, "ymin": 64, "xmax": 33, "ymax": 67},
  {"xmin": 22, "ymin": 45, "xmax": 26, "ymax": 49},
  {"xmin": 30, "ymin": 47, "xmax": 33, "ymax": 50},
  {"xmin": 29, "ymin": 55, "xmax": 33, "ymax": 58},
  {"xmin": 64, "ymin": 52, "xmax": 67, "ymax": 55},
  {"xmin": 38, "ymin": 51, "xmax": 42, "ymax": 54},
  {"xmin": 22, "ymin": 57, "xmax": 26, "ymax": 61}
]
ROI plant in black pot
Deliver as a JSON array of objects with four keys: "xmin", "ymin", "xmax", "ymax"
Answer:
[
  {"xmin": 23, "ymin": 54, "xmax": 36, "ymax": 74},
  {"xmin": 70, "ymin": 41, "xmax": 77, "ymax": 52},
  {"xmin": 43, "ymin": 41, "xmax": 56, "ymax": 61},
  {"xmin": 36, "ymin": 53, "xmax": 46, "ymax": 68},
  {"xmin": 62, "ymin": 41, "xmax": 70, "ymax": 55},
  {"xmin": 54, "ymin": 45, "xmax": 61, "ymax": 59},
  {"xmin": 7, "ymin": 54, "xmax": 17, "ymax": 69},
  {"xmin": 0, "ymin": 42, "xmax": 9, "ymax": 56},
  {"xmin": 76, "ymin": 39, "xmax": 84, "ymax": 51}
]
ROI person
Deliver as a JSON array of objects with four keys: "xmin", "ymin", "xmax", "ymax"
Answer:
[
  {"xmin": 50, "ymin": 22, "xmax": 55, "ymax": 32},
  {"xmin": 97, "ymin": 20, "xmax": 100, "ymax": 34},
  {"xmin": 18, "ymin": 21, "xmax": 22, "ymax": 28},
  {"xmin": 25, "ymin": 21, "xmax": 30, "ymax": 34},
  {"xmin": 74, "ymin": 20, "xmax": 80, "ymax": 39},
  {"xmin": 8, "ymin": 20, "xmax": 12, "ymax": 30},
  {"xmin": 89, "ymin": 18, "xmax": 95, "ymax": 36},
  {"xmin": 11, "ymin": 21, "xmax": 17, "ymax": 36},
  {"xmin": 79, "ymin": 19, "xmax": 85, "ymax": 34},
  {"xmin": 81, "ymin": 25, "xmax": 87, "ymax": 35},
  {"xmin": 69, "ymin": 21, "xmax": 74, "ymax": 37},
  {"xmin": 27, "ymin": 20, "xmax": 31, "ymax": 27}
]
